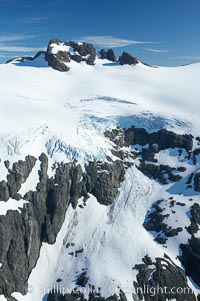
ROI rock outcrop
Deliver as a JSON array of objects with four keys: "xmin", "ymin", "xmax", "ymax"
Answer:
[
  {"xmin": 66, "ymin": 41, "xmax": 96, "ymax": 65},
  {"xmin": 0, "ymin": 125, "xmax": 198, "ymax": 300},
  {"xmin": 99, "ymin": 49, "xmax": 117, "ymax": 61},
  {"xmin": 105, "ymin": 126, "xmax": 193, "ymax": 184},
  {"xmin": 187, "ymin": 203, "xmax": 200, "ymax": 235},
  {"xmin": 45, "ymin": 39, "xmax": 96, "ymax": 71},
  {"xmin": 0, "ymin": 155, "xmax": 36, "ymax": 202},
  {"xmin": 119, "ymin": 52, "xmax": 139, "ymax": 65},
  {"xmin": 124, "ymin": 127, "xmax": 193, "ymax": 151},
  {"xmin": 144, "ymin": 199, "xmax": 183, "ymax": 244},
  {"xmin": 85, "ymin": 159, "xmax": 126, "ymax": 205},
  {"xmin": 6, "ymin": 38, "xmax": 154, "ymax": 71},
  {"xmin": 185, "ymin": 171, "xmax": 200, "ymax": 192},
  {"xmin": 6, "ymin": 51, "xmax": 46, "ymax": 64},
  {"xmin": 0, "ymin": 152, "xmax": 128, "ymax": 299},
  {"xmin": 134, "ymin": 254, "xmax": 196, "ymax": 301},
  {"xmin": 179, "ymin": 236, "xmax": 200, "ymax": 287}
]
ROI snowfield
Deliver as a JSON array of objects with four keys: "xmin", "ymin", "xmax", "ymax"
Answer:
[
  {"xmin": 0, "ymin": 57, "xmax": 200, "ymax": 301},
  {"xmin": 0, "ymin": 59, "xmax": 200, "ymax": 165}
]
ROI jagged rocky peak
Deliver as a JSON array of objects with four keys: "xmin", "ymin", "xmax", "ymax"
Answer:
[
  {"xmin": 45, "ymin": 38, "xmax": 96, "ymax": 71},
  {"xmin": 44, "ymin": 38, "xmax": 141, "ymax": 69},
  {"xmin": 6, "ymin": 37, "xmax": 145, "ymax": 72}
]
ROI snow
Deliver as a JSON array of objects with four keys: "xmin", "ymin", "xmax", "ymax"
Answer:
[
  {"xmin": 23, "ymin": 146, "xmax": 199, "ymax": 301},
  {"xmin": 11, "ymin": 53, "xmax": 48, "ymax": 68},
  {"xmin": 11, "ymin": 166, "xmax": 166, "ymax": 301},
  {"xmin": 0, "ymin": 198, "xmax": 28, "ymax": 215},
  {"xmin": 50, "ymin": 43, "xmax": 72, "ymax": 55},
  {"xmin": 44, "ymin": 167, "xmax": 167, "ymax": 300},
  {"xmin": 18, "ymin": 159, "xmax": 40, "ymax": 196},
  {"xmin": 1, "ymin": 59, "xmax": 200, "ymax": 164},
  {"xmin": 50, "ymin": 42, "xmax": 79, "ymax": 57},
  {"xmin": 12, "ymin": 203, "xmax": 76, "ymax": 301},
  {"xmin": 0, "ymin": 160, "xmax": 8, "ymax": 182},
  {"xmin": 1, "ymin": 57, "xmax": 200, "ymax": 300}
]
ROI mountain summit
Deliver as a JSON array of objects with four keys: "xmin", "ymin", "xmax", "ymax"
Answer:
[
  {"xmin": 7, "ymin": 38, "xmax": 143, "ymax": 71},
  {"xmin": 0, "ymin": 39, "xmax": 200, "ymax": 301}
]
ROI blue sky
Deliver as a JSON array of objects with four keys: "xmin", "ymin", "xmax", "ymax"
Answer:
[{"xmin": 0, "ymin": 0, "xmax": 199, "ymax": 66}]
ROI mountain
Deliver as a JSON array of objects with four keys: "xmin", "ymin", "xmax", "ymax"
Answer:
[
  {"xmin": 6, "ymin": 38, "xmax": 147, "ymax": 71},
  {"xmin": 0, "ymin": 39, "xmax": 200, "ymax": 301}
]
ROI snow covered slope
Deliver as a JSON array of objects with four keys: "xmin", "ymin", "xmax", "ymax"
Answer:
[
  {"xmin": 0, "ymin": 49, "xmax": 200, "ymax": 301},
  {"xmin": 1, "ymin": 58, "xmax": 200, "ymax": 161}
]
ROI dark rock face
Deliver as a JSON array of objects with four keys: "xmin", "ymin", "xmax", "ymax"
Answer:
[
  {"xmin": 0, "ymin": 154, "xmax": 48, "ymax": 297},
  {"xmin": 105, "ymin": 126, "xmax": 193, "ymax": 153},
  {"xmin": 119, "ymin": 52, "xmax": 139, "ymax": 65},
  {"xmin": 194, "ymin": 172, "xmax": 200, "ymax": 192},
  {"xmin": 99, "ymin": 49, "xmax": 106, "ymax": 59},
  {"xmin": 105, "ymin": 126, "xmax": 192, "ymax": 185},
  {"xmin": 0, "ymin": 155, "xmax": 36, "ymax": 202},
  {"xmin": 106, "ymin": 49, "xmax": 116, "ymax": 62},
  {"xmin": 185, "ymin": 171, "xmax": 200, "ymax": 192},
  {"xmin": 0, "ymin": 125, "xmax": 198, "ymax": 300},
  {"xmin": 45, "ymin": 39, "xmax": 96, "ymax": 71},
  {"xmin": 66, "ymin": 41, "xmax": 96, "ymax": 65},
  {"xmin": 45, "ymin": 40, "xmax": 70, "ymax": 72},
  {"xmin": 85, "ymin": 160, "xmax": 126, "ymax": 205},
  {"xmin": 104, "ymin": 127, "xmax": 125, "ymax": 147},
  {"xmin": 134, "ymin": 254, "xmax": 196, "ymax": 301},
  {"xmin": 124, "ymin": 127, "xmax": 193, "ymax": 152},
  {"xmin": 144, "ymin": 199, "xmax": 183, "ymax": 243},
  {"xmin": 187, "ymin": 203, "xmax": 200, "ymax": 235},
  {"xmin": 139, "ymin": 162, "xmax": 182, "ymax": 184},
  {"xmin": 179, "ymin": 236, "xmax": 200, "ymax": 287},
  {"xmin": 0, "ymin": 152, "xmax": 128, "ymax": 299},
  {"xmin": 99, "ymin": 49, "xmax": 116, "ymax": 61},
  {"xmin": 0, "ymin": 181, "xmax": 9, "ymax": 202},
  {"xmin": 76, "ymin": 271, "xmax": 89, "ymax": 287},
  {"xmin": 70, "ymin": 54, "xmax": 82, "ymax": 63},
  {"xmin": 0, "ymin": 155, "xmax": 81, "ymax": 297}
]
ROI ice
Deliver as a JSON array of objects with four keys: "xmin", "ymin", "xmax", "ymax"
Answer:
[
  {"xmin": 1, "ymin": 57, "xmax": 200, "ymax": 300},
  {"xmin": 1, "ymin": 59, "xmax": 200, "ymax": 164}
]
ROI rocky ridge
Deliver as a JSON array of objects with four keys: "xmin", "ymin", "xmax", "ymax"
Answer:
[
  {"xmin": 0, "ymin": 145, "xmax": 130, "ymax": 300},
  {"xmin": 6, "ymin": 38, "xmax": 143, "ymax": 72},
  {"xmin": 0, "ymin": 125, "xmax": 200, "ymax": 301}
]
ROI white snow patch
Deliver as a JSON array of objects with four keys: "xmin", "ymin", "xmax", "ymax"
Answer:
[
  {"xmin": 0, "ymin": 198, "xmax": 28, "ymax": 216},
  {"xmin": 50, "ymin": 43, "xmax": 72, "ymax": 55},
  {"xmin": 18, "ymin": 159, "xmax": 40, "ymax": 196}
]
